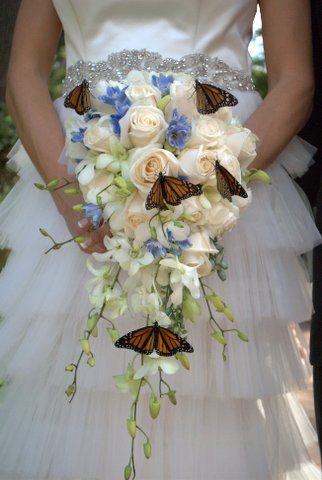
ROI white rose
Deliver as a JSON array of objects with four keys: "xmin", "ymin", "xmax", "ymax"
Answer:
[
  {"xmin": 123, "ymin": 192, "xmax": 153, "ymax": 238},
  {"xmin": 83, "ymin": 119, "xmax": 116, "ymax": 153},
  {"xmin": 182, "ymin": 196, "xmax": 208, "ymax": 227},
  {"xmin": 205, "ymin": 201, "xmax": 240, "ymax": 237},
  {"xmin": 223, "ymin": 126, "xmax": 257, "ymax": 167},
  {"xmin": 128, "ymin": 146, "xmax": 179, "ymax": 194},
  {"xmin": 186, "ymin": 115, "xmax": 226, "ymax": 148},
  {"xmin": 165, "ymin": 80, "xmax": 197, "ymax": 121},
  {"xmin": 119, "ymin": 105, "xmax": 168, "ymax": 149},
  {"xmin": 125, "ymin": 82, "xmax": 161, "ymax": 106},
  {"xmin": 180, "ymin": 231, "xmax": 215, "ymax": 277},
  {"xmin": 213, "ymin": 106, "xmax": 233, "ymax": 124},
  {"xmin": 80, "ymin": 170, "xmax": 114, "ymax": 204},
  {"xmin": 178, "ymin": 146, "xmax": 217, "ymax": 184}
]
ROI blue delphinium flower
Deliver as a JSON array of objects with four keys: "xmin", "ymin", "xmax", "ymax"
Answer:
[
  {"xmin": 98, "ymin": 85, "xmax": 128, "ymax": 106},
  {"xmin": 85, "ymin": 111, "xmax": 101, "ymax": 122},
  {"xmin": 167, "ymin": 229, "xmax": 192, "ymax": 256},
  {"xmin": 82, "ymin": 203, "xmax": 103, "ymax": 229},
  {"xmin": 151, "ymin": 74, "xmax": 174, "ymax": 96},
  {"xmin": 145, "ymin": 239, "xmax": 167, "ymax": 258},
  {"xmin": 98, "ymin": 86, "xmax": 132, "ymax": 136},
  {"xmin": 71, "ymin": 127, "xmax": 87, "ymax": 144},
  {"xmin": 166, "ymin": 109, "xmax": 192, "ymax": 150}
]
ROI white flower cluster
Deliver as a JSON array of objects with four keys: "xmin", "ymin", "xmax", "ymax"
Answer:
[{"xmin": 65, "ymin": 69, "xmax": 255, "ymax": 338}]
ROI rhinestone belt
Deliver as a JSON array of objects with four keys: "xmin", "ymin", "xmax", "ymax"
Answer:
[{"xmin": 62, "ymin": 49, "xmax": 255, "ymax": 96}]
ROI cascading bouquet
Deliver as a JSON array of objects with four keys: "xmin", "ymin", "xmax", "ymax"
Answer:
[{"xmin": 38, "ymin": 68, "xmax": 270, "ymax": 479}]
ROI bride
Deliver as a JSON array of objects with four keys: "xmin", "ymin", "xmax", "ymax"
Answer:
[{"xmin": 0, "ymin": 0, "xmax": 321, "ymax": 478}]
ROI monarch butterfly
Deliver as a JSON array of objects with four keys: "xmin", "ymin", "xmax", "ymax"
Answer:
[
  {"xmin": 64, "ymin": 79, "xmax": 91, "ymax": 115},
  {"xmin": 195, "ymin": 80, "xmax": 238, "ymax": 115},
  {"xmin": 214, "ymin": 159, "xmax": 248, "ymax": 202},
  {"xmin": 114, "ymin": 321, "xmax": 194, "ymax": 356},
  {"xmin": 145, "ymin": 172, "xmax": 202, "ymax": 210}
]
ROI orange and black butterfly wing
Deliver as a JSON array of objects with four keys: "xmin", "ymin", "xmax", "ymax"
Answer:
[
  {"xmin": 195, "ymin": 80, "xmax": 238, "ymax": 115},
  {"xmin": 145, "ymin": 174, "xmax": 202, "ymax": 211},
  {"xmin": 156, "ymin": 326, "xmax": 194, "ymax": 356},
  {"xmin": 215, "ymin": 160, "xmax": 248, "ymax": 202},
  {"xmin": 64, "ymin": 80, "xmax": 91, "ymax": 115},
  {"xmin": 162, "ymin": 176, "xmax": 202, "ymax": 206},
  {"xmin": 114, "ymin": 325, "xmax": 155, "ymax": 355},
  {"xmin": 145, "ymin": 175, "xmax": 164, "ymax": 210}
]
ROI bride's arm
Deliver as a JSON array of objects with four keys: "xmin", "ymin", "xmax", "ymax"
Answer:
[
  {"xmin": 6, "ymin": 0, "xmax": 107, "ymax": 253},
  {"xmin": 246, "ymin": 0, "xmax": 314, "ymax": 169}
]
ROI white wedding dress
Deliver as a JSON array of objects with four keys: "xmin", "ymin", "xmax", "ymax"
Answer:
[{"xmin": 0, "ymin": 0, "xmax": 321, "ymax": 479}]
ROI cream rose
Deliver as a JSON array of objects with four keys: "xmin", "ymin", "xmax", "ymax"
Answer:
[
  {"xmin": 205, "ymin": 201, "xmax": 240, "ymax": 237},
  {"xmin": 178, "ymin": 146, "xmax": 217, "ymax": 184},
  {"xmin": 223, "ymin": 126, "xmax": 257, "ymax": 167},
  {"xmin": 113, "ymin": 192, "xmax": 152, "ymax": 240},
  {"xmin": 186, "ymin": 115, "xmax": 226, "ymax": 148},
  {"xmin": 125, "ymin": 82, "xmax": 161, "ymax": 106},
  {"xmin": 180, "ymin": 231, "xmax": 216, "ymax": 277},
  {"xmin": 83, "ymin": 119, "xmax": 116, "ymax": 153},
  {"xmin": 182, "ymin": 196, "xmax": 208, "ymax": 227},
  {"xmin": 119, "ymin": 105, "xmax": 168, "ymax": 149},
  {"xmin": 165, "ymin": 80, "xmax": 197, "ymax": 121},
  {"xmin": 128, "ymin": 146, "xmax": 179, "ymax": 194},
  {"xmin": 79, "ymin": 170, "xmax": 114, "ymax": 204}
]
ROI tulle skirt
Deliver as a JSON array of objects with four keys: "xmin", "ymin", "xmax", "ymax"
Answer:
[{"xmin": 0, "ymin": 93, "xmax": 321, "ymax": 479}]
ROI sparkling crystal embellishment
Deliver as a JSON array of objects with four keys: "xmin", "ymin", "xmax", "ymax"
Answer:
[{"xmin": 63, "ymin": 49, "xmax": 255, "ymax": 96}]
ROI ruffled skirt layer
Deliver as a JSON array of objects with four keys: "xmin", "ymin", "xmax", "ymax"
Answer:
[{"xmin": 0, "ymin": 114, "xmax": 321, "ymax": 478}]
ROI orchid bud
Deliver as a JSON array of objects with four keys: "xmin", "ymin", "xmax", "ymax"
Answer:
[
  {"xmin": 168, "ymin": 390, "xmax": 177, "ymax": 405},
  {"xmin": 74, "ymin": 236, "xmax": 86, "ymax": 244},
  {"xmin": 113, "ymin": 176, "xmax": 128, "ymax": 189},
  {"xmin": 64, "ymin": 187, "xmax": 80, "ymax": 195},
  {"xmin": 87, "ymin": 356, "xmax": 95, "ymax": 367},
  {"xmin": 211, "ymin": 331, "xmax": 227, "ymax": 345},
  {"xmin": 124, "ymin": 464, "xmax": 132, "ymax": 480},
  {"xmin": 39, "ymin": 228, "xmax": 50, "ymax": 237},
  {"xmin": 91, "ymin": 325, "xmax": 98, "ymax": 338},
  {"xmin": 217, "ymin": 269, "xmax": 227, "ymax": 281},
  {"xmin": 87, "ymin": 313, "xmax": 100, "ymax": 331},
  {"xmin": 183, "ymin": 289, "xmax": 201, "ymax": 321},
  {"xmin": 143, "ymin": 441, "xmax": 152, "ymax": 459},
  {"xmin": 46, "ymin": 179, "xmax": 60, "ymax": 190},
  {"xmin": 72, "ymin": 204, "xmax": 84, "ymax": 211},
  {"xmin": 80, "ymin": 338, "xmax": 91, "ymax": 356},
  {"xmin": 206, "ymin": 295, "xmax": 224, "ymax": 312},
  {"xmin": 149, "ymin": 393, "xmax": 161, "ymax": 419},
  {"xmin": 65, "ymin": 383, "xmax": 75, "ymax": 397},
  {"xmin": 223, "ymin": 307, "xmax": 234, "ymax": 322},
  {"xmin": 180, "ymin": 213, "xmax": 196, "ymax": 223},
  {"xmin": 237, "ymin": 330, "xmax": 249, "ymax": 342},
  {"xmin": 127, "ymin": 418, "xmax": 136, "ymax": 438},
  {"xmin": 65, "ymin": 364, "xmax": 75, "ymax": 372},
  {"xmin": 248, "ymin": 169, "xmax": 272, "ymax": 185},
  {"xmin": 34, "ymin": 182, "xmax": 46, "ymax": 190},
  {"xmin": 156, "ymin": 94, "xmax": 171, "ymax": 112},
  {"xmin": 107, "ymin": 327, "xmax": 120, "ymax": 343},
  {"xmin": 176, "ymin": 352, "xmax": 190, "ymax": 370}
]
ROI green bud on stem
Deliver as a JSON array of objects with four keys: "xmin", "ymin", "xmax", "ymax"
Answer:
[
  {"xmin": 143, "ymin": 441, "xmax": 152, "ymax": 459},
  {"xmin": 237, "ymin": 330, "xmax": 249, "ymax": 342},
  {"xmin": 168, "ymin": 390, "xmax": 177, "ymax": 405},
  {"xmin": 149, "ymin": 393, "xmax": 161, "ymax": 419},
  {"xmin": 124, "ymin": 464, "xmax": 132, "ymax": 480},
  {"xmin": 74, "ymin": 236, "xmax": 86, "ymax": 244},
  {"xmin": 127, "ymin": 418, "xmax": 137, "ymax": 438},
  {"xmin": 46, "ymin": 179, "xmax": 60, "ymax": 190},
  {"xmin": 64, "ymin": 188, "xmax": 80, "ymax": 195},
  {"xmin": 107, "ymin": 327, "xmax": 120, "ymax": 343},
  {"xmin": 80, "ymin": 338, "xmax": 91, "ymax": 356},
  {"xmin": 175, "ymin": 352, "xmax": 190, "ymax": 370},
  {"xmin": 206, "ymin": 295, "xmax": 224, "ymax": 312},
  {"xmin": 87, "ymin": 356, "xmax": 95, "ymax": 367},
  {"xmin": 65, "ymin": 383, "xmax": 76, "ymax": 397},
  {"xmin": 72, "ymin": 204, "xmax": 84, "ymax": 211},
  {"xmin": 65, "ymin": 364, "xmax": 75, "ymax": 372},
  {"xmin": 211, "ymin": 330, "xmax": 227, "ymax": 345},
  {"xmin": 39, "ymin": 228, "xmax": 50, "ymax": 237},
  {"xmin": 223, "ymin": 307, "xmax": 234, "ymax": 322}
]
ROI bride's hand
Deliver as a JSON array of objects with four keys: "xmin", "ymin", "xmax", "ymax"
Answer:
[{"xmin": 52, "ymin": 188, "xmax": 110, "ymax": 254}]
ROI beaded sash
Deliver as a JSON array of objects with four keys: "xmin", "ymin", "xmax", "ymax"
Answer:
[{"xmin": 62, "ymin": 49, "xmax": 255, "ymax": 96}]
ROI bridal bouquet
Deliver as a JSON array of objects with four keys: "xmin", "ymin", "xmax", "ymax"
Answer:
[{"xmin": 39, "ymin": 69, "xmax": 269, "ymax": 478}]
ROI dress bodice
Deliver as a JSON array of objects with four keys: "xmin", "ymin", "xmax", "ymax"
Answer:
[{"xmin": 52, "ymin": 0, "xmax": 257, "ymax": 74}]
